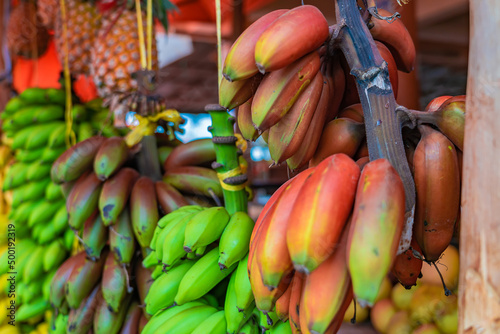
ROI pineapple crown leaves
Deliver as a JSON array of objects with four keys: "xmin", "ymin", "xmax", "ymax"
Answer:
[{"xmin": 124, "ymin": 0, "xmax": 178, "ymax": 32}]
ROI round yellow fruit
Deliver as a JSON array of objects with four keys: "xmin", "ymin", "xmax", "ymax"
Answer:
[
  {"xmin": 387, "ymin": 310, "xmax": 412, "ymax": 334},
  {"xmin": 371, "ymin": 298, "xmax": 397, "ymax": 334},
  {"xmin": 409, "ymin": 285, "xmax": 452, "ymax": 327},
  {"xmin": 375, "ymin": 276, "xmax": 393, "ymax": 303},
  {"xmin": 343, "ymin": 299, "xmax": 370, "ymax": 323},
  {"xmin": 420, "ymin": 245, "xmax": 459, "ymax": 290},
  {"xmin": 391, "ymin": 283, "xmax": 417, "ymax": 310}
]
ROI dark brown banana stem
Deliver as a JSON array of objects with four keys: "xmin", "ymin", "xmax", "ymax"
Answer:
[{"xmin": 335, "ymin": 0, "xmax": 415, "ymax": 250}]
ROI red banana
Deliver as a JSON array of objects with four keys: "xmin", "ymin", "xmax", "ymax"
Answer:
[
  {"xmin": 236, "ymin": 98, "xmax": 259, "ymax": 141},
  {"xmin": 164, "ymin": 138, "xmax": 216, "ymax": 171},
  {"xmin": 155, "ymin": 181, "xmax": 189, "ymax": 215},
  {"xmin": 219, "ymin": 74, "xmax": 263, "ymax": 110},
  {"xmin": 67, "ymin": 172, "xmax": 103, "ymax": 231},
  {"xmin": 130, "ymin": 176, "xmax": 159, "ymax": 248},
  {"xmin": 93, "ymin": 136, "xmax": 130, "ymax": 181}
]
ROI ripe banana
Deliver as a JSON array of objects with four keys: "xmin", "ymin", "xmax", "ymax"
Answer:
[
  {"xmin": 219, "ymin": 74, "xmax": 263, "ymax": 111},
  {"xmin": 347, "ymin": 158, "xmax": 405, "ymax": 307},
  {"xmin": 275, "ymin": 279, "xmax": 292, "ymax": 322},
  {"xmin": 99, "ymin": 167, "xmax": 139, "ymax": 226},
  {"xmin": 254, "ymin": 5, "xmax": 329, "ymax": 73},
  {"xmin": 66, "ymin": 172, "xmax": 103, "ymax": 231},
  {"xmin": 287, "ymin": 154, "xmax": 360, "ymax": 273},
  {"xmin": 67, "ymin": 284, "xmax": 101, "ymax": 334},
  {"xmin": 310, "ymin": 117, "xmax": 365, "ymax": 167},
  {"xmin": 65, "ymin": 249, "xmax": 108, "ymax": 309},
  {"xmin": 251, "ymin": 51, "xmax": 321, "ymax": 131},
  {"xmin": 130, "ymin": 176, "xmax": 159, "ymax": 248},
  {"xmin": 174, "ymin": 246, "xmax": 237, "ymax": 306},
  {"xmin": 155, "ymin": 181, "xmax": 189, "ymax": 215},
  {"xmin": 429, "ymin": 98, "xmax": 465, "ymax": 151},
  {"xmin": 268, "ymin": 71, "xmax": 323, "ymax": 163},
  {"xmin": 236, "ymin": 98, "xmax": 259, "ymax": 141},
  {"xmin": 51, "ymin": 136, "xmax": 105, "ymax": 184},
  {"xmin": 288, "ymin": 273, "xmax": 304, "ymax": 333},
  {"xmin": 183, "ymin": 206, "xmax": 230, "ymax": 253},
  {"xmin": 164, "ymin": 166, "xmax": 223, "ymax": 199},
  {"xmin": 101, "ymin": 252, "xmax": 130, "ymax": 313},
  {"xmin": 93, "ymin": 292, "xmax": 132, "ymax": 334},
  {"xmin": 50, "ymin": 251, "xmax": 83, "ymax": 309},
  {"xmin": 93, "ymin": 136, "xmax": 130, "ymax": 180},
  {"xmin": 222, "ymin": 9, "xmax": 288, "ymax": 81},
  {"xmin": 254, "ymin": 167, "xmax": 314, "ymax": 289},
  {"xmin": 120, "ymin": 302, "xmax": 142, "ymax": 334},
  {"xmin": 109, "ymin": 207, "xmax": 136, "ymax": 265},
  {"xmin": 413, "ymin": 125, "xmax": 460, "ymax": 262},
  {"xmin": 218, "ymin": 211, "xmax": 255, "ymax": 270}
]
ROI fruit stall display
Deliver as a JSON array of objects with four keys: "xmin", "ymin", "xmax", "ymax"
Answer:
[{"xmin": 0, "ymin": 0, "xmax": 471, "ymax": 333}]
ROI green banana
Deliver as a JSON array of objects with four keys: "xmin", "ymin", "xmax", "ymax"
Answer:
[
  {"xmin": 150, "ymin": 304, "xmax": 219, "ymax": 334},
  {"xmin": 15, "ymin": 147, "xmax": 45, "ymax": 163},
  {"xmin": 4, "ymin": 96, "xmax": 27, "ymax": 114},
  {"xmin": 43, "ymin": 270, "xmax": 56, "ymax": 301},
  {"xmin": 2, "ymin": 162, "xmax": 29, "ymax": 190},
  {"xmin": 101, "ymin": 252, "xmax": 131, "ymax": 313},
  {"xmin": 19, "ymin": 87, "xmax": 65, "ymax": 105},
  {"xmin": 6, "ymin": 106, "xmax": 40, "ymax": 128},
  {"xmin": 94, "ymin": 136, "xmax": 130, "ymax": 180},
  {"xmin": 66, "ymin": 249, "xmax": 109, "ymax": 309},
  {"xmin": 0, "ymin": 240, "xmax": 36, "ymax": 276},
  {"xmin": 143, "ymin": 251, "xmax": 159, "ymax": 268},
  {"xmin": 161, "ymin": 213, "xmax": 192, "ymax": 268},
  {"xmin": 40, "ymin": 145, "xmax": 66, "ymax": 163},
  {"xmin": 82, "ymin": 213, "xmax": 108, "ymax": 260},
  {"xmin": 16, "ymin": 298, "xmax": 49, "ymax": 322},
  {"xmin": 145, "ymin": 260, "xmax": 196, "ymax": 315},
  {"xmin": 26, "ymin": 162, "xmax": 52, "ymax": 181},
  {"xmin": 38, "ymin": 205, "xmax": 68, "ymax": 244},
  {"xmin": 157, "ymin": 205, "xmax": 204, "ymax": 229},
  {"xmin": 71, "ymin": 104, "xmax": 88, "ymax": 122},
  {"xmin": 50, "ymin": 313, "xmax": 69, "ymax": 334},
  {"xmin": 45, "ymin": 182, "xmax": 63, "ymax": 201},
  {"xmin": 99, "ymin": 167, "xmax": 139, "ymax": 226},
  {"xmin": 259, "ymin": 310, "xmax": 279, "ymax": 332},
  {"xmin": 22, "ymin": 245, "xmax": 45, "ymax": 284},
  {"xmin": 219, "ymin": 212, "xmax": 254, "ymax": 269},
  {"xmin": 67, "ymin": 283, "xmax": 101, "ymax": 334},
  {"xmin": 151, "ymin": 264, "xmax": 164, "ymax": 280},
  {"xmin": 11, "ymin": 126, "xmax": 34, "ymax": 149},
  {"xmin": 192, "ymin": 310, "xmax": 227, "ymax": 334},
  {"xmin": 234, "ymin": 254, "xmax": 254, "ymax": 312},
  {"xmin": 226, "ymin": 271, "xmax": 256, "ymax": 334},
  {"xmin": 48, "ymin": 122, "xmax": 67, "ymax": 148},
  {"xmin": 268, "ymin": 320, "xmax": 293, "ymax": 334},
  {"xmin": 63, "ymin": 228, "xmax": 75, "ymax": 251},
  {"xmin": 238, "ymin": 320, "xmax": 260, "ymax": 334},
  {"xmin": 23, "ymin": 279, "xmax": 43, "ymax": 304},
  {"xmin": 141, "ymin": 301, "xmax": 207, "ymax": 334},
  {"xmin": 66, "ymin": 172, "xmax": 103, "ymax": 231},
  {"xmin": 158, "ymin": 146, "xmax": 173, "ymax": 167},
  {"xmin": 25, "ymin": 122, "xmax": 66, "ymax": 149},
  {"xmin": 164, "ymin": 166, "xmax": 223, "ymax": 199},
  {"xmin": 130, "ymin": 176, "xmax": 159, "ymax": 248},
  {"xmin": 174, "ymin": 246, "xmax": 238, "ymax": 305},
  {"xmin": 76, "ymin": 122, "xmax": 94, "ymax": 143},
  {"xmin": 144, "ymin": 261, "xmax": 195, "ymax": 315},
  {"xmin": 51, "ymin": 136, "xmax": 105, "ymax": 184},
  {"xmin": 109, "ymin": 207, "xmax": 136, "ymax": 265},
  {"xmin": 11, "ymin": 200, "xmax": 43, "ymax": 225},
  {"xmin": 10, "ymin": 105, "xmax": 64, "ymax": 128},
  {"xmin": 28, "ymin": 200, "xmax": 64, "ymax": 228},
  {"xmin": 43, "ymin": 239, "xmax": 68, "ymax": 272},
  {"xmin": 183, "ymin": 206, "xmax": 231, "ymax": 253},
  {"xmin": 94, "ymin": 293, "xmax": 133, "ymax": 334},
  {"xmin": 200, "ymin": 293, "xmax": 219, "ymax": 308}
]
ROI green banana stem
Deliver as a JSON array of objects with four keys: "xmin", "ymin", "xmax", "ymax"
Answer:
[
  {"xmin": 205, "ymin": 104, "xmax": 248, "ymax": 215},
  {"xmin": 334, "ymin": 0, "xmax": 415, "ymax": 250}
]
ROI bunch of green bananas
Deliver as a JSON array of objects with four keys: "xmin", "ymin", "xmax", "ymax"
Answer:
[
  {"xmin": 141, "ymin": 203, "xmax": 295, "ymax": 333},
  {"xmin": 0, "ymin": 87, "xmax": 122, "ymax": 331}
]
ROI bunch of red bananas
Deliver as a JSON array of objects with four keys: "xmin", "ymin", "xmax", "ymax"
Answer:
[{"xmin": 219, "ymin": 6, "xmax": 414, "ymax": 170}]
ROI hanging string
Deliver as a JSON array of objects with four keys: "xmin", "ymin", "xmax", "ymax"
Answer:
[
  {"xmin": 60, "ymin": 0, "xmax": 76, "ymax": 147},
  {"xmin": 215, "ymin": 0, "xmax": 222, "ymax": 89},
  {"xmin": 146, "ymin": 0, "xmax": 153, "ymax": 70},
  {"xmin": 135, "ymin": 0, "xmax": 147, "ymax": 69}
]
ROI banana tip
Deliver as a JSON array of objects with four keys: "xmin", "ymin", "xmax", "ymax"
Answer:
[
  {"xmin": 222, "ymin": 72, "xmax": 233, "ymax": 82},
  {"xmin": 218, "ymin": 263, "xmax": 227, "ymax": 271},
  {"xmin": 183, "ymin": 246, "xmax": 193, "ymax": 253},
  {"xmin": 256, "ymin": 63, "xmax": 266, "ymax": 74}
]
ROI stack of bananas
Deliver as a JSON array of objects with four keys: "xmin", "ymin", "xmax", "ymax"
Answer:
[
  {"xmin": 219, "ymin": 5, "xmax": 414, "ymax": 171},
  {"xmin": 0, "ymin": 87, "xmax": 122, "ymax": 332},
  {"xmin": 217, "ymin": 4, "xmax": 466, "ymax": 334},
  {"xmin": 47, "ymin": 132, "xmax": 252, "ymax": 333}
]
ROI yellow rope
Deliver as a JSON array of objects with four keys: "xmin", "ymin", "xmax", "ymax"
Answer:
[
  {"xmin": 60, "ymin": 0, "xmax": 76, "ymax": 148},
  {"xmin": 146, "ymin": 0, "xmax": 153, "ymax": 70},
  {"xmin": 135, "ymin": 0, "xmax": 147, "ymax": 69},
  {"xmin": 215, "ymin": 0, "xmax": 222, "ymax": 88}
]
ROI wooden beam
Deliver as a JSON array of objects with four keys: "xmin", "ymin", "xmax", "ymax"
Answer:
[{"xmin": 459, "ymin": 1, "xmax": 500, "ymax": 333}]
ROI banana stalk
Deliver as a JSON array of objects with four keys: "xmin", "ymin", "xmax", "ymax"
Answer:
[
  {"xmin": 335, "ymin": 0, "xmax": 415, "ymax": 254},
  {"xmin": 205, "ymin": 104, "xmax": 248, "ymax": 215}
]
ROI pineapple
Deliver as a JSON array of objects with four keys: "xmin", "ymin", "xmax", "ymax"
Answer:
[
  {"xmin": 54, "ymin": 0, "xmax": 101, "ymax": 76},
  {"xmin": 91, "ymin": 9, "xmax": 158, "ymax": 97},
  {"xmin": 36, "ymin": 0, "xmax": 58, "ymax": 30},
  {"xmin": 6, "ymin": 1, "xmax": 50, "ymax": 59}
]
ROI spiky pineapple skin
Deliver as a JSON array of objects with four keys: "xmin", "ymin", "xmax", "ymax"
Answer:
[
  {"xmin": 37, "ymin": 0, "xmax": 58, "ymax": 30},
  {"xmin": 55, "ymin": 0, "xmax": 101, "ymax": 76},
  {"xmin": 7, "ymin": 2, "xmax": 50, "ymax": 59},
  {"xmin": 91, "ymin": 10, "xmax": 158, "ymax": 97}
]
